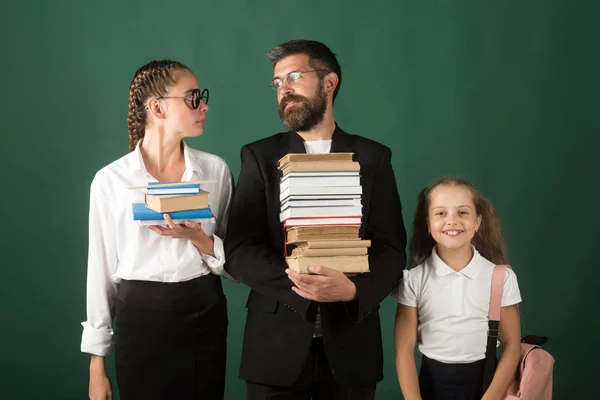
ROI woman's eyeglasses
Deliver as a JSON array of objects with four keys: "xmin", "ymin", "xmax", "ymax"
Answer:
[{"xmin": 153, "ymin": 88, "xmax": 209, "ymax": 109}]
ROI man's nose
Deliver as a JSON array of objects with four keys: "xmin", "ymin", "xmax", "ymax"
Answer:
[{"xmin": 279, "ymin": 80, "xmax": 294, "ymax": 96}]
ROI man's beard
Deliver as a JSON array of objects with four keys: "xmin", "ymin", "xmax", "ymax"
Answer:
[{"xmin": 278, "ymin": 84, "xmax": 327, "ymax": 132}]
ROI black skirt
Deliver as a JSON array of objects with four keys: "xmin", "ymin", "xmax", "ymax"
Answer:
[
  {"xmin": 114, "ymin": 273, "xmax": 227, "ymax": 400},
  {"xmin": 419, "ymin": 355, "xmax": 485, "ymax": 400}
]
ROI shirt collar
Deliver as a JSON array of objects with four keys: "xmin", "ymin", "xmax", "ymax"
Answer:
[
  {"xmin": 430, "ymin": 245, "xmax": 483, "ymax": 279},
  {"xmin": 127, "ymin": 139, "xmax": 203, "ymax": 176}
]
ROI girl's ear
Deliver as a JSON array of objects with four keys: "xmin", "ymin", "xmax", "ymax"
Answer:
[{"xmin": 475, "ymin": 215, "xmax": 482, "ymax": 232}]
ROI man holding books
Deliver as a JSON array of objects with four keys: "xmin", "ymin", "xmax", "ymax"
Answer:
[{"xmin": 225, "ymin": 40, "xmax": 407, "ymax": 399}]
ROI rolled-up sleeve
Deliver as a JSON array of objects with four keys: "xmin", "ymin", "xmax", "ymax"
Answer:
[
  {"xmin": 81, "ymin": 175, "xmax": 118, "ymax": 356},
  {"xmin": 202, "ymin": 164, "xmax": 238, "ymax": 282},
  {"xmin": 201, "ymin": 234, "xmax": 225, "ymax": 275}
]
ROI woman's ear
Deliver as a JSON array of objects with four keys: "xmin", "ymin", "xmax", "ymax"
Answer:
[{"xmin": 147, "ymin": 98, "xmax": 165, "ymax": 119}]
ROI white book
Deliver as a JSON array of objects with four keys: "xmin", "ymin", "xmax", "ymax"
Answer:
[
  {"xmin": 283, "ymin": 217, "xmax": 362, "ymax": 227},
  {"xmin": 280, "ymin": 175, "xmax": 360, "ymax": 192},
  {"xmin": 283, "ymin": 194, "xmax": 362, "ymax": 202},
  {"xmin": 146, "ymin": 188, "xmax": 201, "ymax": 195},
  {"xmin": 280, "ymin": 186, "xmax": 362, "ymax": 202},
  {"xmin": 281, "ymin": 198, "xmax": 362, "ymax": 209},
  {"xmin": 280, "ymin": 206, "xmax": 362, "ymax": 222},
  {"xmin": 283, "ymin": 171, "xmax": 360, "ymax": 178}
]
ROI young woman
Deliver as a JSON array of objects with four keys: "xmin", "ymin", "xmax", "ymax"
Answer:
[{"xmin": 81, "ymin": 60, "xmax": 233, "ymax": 400}]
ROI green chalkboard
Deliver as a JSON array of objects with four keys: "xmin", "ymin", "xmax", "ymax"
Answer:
[{"xmin": 1, "ymin": 0, "xmax": 597, "ymax": 398}]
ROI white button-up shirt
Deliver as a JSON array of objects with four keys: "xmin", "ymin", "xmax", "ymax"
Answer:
[
  {"xmin": 80, "ymin": 140, "xmax": 233, "ymax": 356},
  {"xmin": 392, "ymin": 246, "xmax": 522, "ymax": 363}
]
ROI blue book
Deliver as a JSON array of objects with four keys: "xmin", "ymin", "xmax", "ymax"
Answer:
[
  {"xmin": 132, "ymin": 203, "xmax": 212, "ymax": 221},
  {"xmin": 147, "ymin": 182, "xmax": 200, "ymax": 195}
]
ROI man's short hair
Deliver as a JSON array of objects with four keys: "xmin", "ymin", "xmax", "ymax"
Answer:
[{"xmin": 268, "ymin": 40, "xmax": 342, "ymax": 102}]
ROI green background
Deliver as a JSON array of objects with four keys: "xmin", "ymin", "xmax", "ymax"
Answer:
[{"xmin": 1, "ymin": 0, "xmax": 597, "ymax": 398}]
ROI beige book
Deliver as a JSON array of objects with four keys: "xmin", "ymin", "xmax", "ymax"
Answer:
[
  {"xmin": 295, "ymin": 240, "xmax": 371, "ymax": 249},
  {"xmin": 281, "ymin": 161, "xmax": 360, "ymax": 176},
  {"xmin": 291, "ymin": 247, "xmax": 368, "ymax": 257},
  {"xmin": 278, "ymin": 152, "xmax": 354, "ymax": 169},
  {"xmin": 285, "ymin": 255, "xmax": 369, "ymax": 274},
  {"xmin": 145, "ymin": 191, "xmax": 209, "ymax": 213},
  {"xmin": 286, "ymin": 226, "xmax": 360, "ymax": 244}
]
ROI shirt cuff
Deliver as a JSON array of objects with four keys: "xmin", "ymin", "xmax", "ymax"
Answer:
[
  {"xmin": 200, "ymin": 235, "xmax": 239, "ymax": 283},
  {"xmin": 80, "ymin": 321, "xmax": 113, "ymax": 356},
  {"xmin": 201, "ymin": 234, "xmax": 226, "ymax": 275}
]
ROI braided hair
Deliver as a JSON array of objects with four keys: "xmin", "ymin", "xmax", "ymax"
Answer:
[{"xmin": 127, "ymin": 60, "xmax": 190, "ymax": 151}]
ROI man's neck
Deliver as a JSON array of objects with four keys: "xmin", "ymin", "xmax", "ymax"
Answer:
[{"xmin": 296, "ymin": 111, "xmax": 336, "ymax": 142}]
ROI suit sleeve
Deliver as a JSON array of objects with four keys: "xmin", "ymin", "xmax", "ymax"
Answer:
[
  {"xmin": 348, "ymin": 146, "xmax": 407, "ymax": 321},
  {"xmin": 224, "ymin": 145, "xmax": 311, "ymax": 317}
]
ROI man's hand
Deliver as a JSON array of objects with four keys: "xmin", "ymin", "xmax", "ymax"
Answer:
[
  {"xmin": 147, "ymin": 214, "xmax": 215, "ymax": 257},
  {"xmin": 286, "ymin": 265, "xmax": 357, "ymax": 302}
]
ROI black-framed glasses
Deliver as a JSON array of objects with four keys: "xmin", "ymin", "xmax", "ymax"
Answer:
[
  {"xmin": 156, "ymin": 88, "xmax": 209, "ymax": 109},
  {"xmin": 269, "ymin": 70, "xmax": 328, "ymax": 90}
]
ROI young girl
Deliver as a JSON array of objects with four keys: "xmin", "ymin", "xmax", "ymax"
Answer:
[
  {"xmin": 393, "ymin": 177, "xmax": 522, "ymax": 400},
  {"xmin": 81, "ymin": 60, "xmax": 233, "ymax": 400}
]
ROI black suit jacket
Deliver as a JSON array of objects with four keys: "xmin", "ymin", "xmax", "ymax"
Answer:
[{"xmin": 224, "ymin": 125, "xmax": 407, "ymax": 387}]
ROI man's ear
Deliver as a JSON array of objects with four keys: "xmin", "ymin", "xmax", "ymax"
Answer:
[{"xmin": 324, "ymin": 72, "xmax": 339, "ymax": 95}]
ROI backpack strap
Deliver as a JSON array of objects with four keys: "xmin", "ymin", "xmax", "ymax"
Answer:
[{"xmin": 482, "ymin": 264, "xmax": 510, "ymax": 393}]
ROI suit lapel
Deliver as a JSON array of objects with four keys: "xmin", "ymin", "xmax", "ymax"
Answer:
[
  {"xmin": 330, "ymin": 124, "xmax": 355, "ymax": 153},
  {"xmin": 279, "ymin": 131, "xmax": 307, "ymax": 163}
]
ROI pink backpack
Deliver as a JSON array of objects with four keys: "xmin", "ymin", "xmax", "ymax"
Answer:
[{"xmin": 482, "ymin": 265, "xmax": 555, "ymax": 399}]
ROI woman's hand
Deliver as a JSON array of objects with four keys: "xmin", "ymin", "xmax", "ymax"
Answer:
[
  {"xmin": 89, "ymin": 355, "xmax": 112, "ymax": 400},
  {"xmin": 147, "ymin": 214, "xmax": 215, "ymax": 256}
]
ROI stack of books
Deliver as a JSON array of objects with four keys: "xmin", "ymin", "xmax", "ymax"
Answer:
[
  {"xmin": 131, "ymin": 182, "xmax": 215, "ymax": 226},
  {"xmin": 278, "ymin": 153, "xmax": 370, "ymax": 274}
]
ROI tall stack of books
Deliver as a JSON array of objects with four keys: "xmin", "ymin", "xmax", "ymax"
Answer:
[
  {"xmin": 131, "ymin": 182, "xmax": 215, "ymax": 226},
  {"xmin": 278, "ymin": 153, "xmax": 370, "ymax": 274}
]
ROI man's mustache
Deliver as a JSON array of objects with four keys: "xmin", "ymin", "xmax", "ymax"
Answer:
[{"xmin": 280, "ymin": 95, "xmax": 308, "ymax": 109}]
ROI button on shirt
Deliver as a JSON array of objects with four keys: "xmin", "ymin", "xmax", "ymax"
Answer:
[
  {"xmin": 392, "ymin": 246, "xmax": 522, "ymax": 363},
  {"xmin": 80, "ymin": 140, "xmax": 233, "ymax": 356}
]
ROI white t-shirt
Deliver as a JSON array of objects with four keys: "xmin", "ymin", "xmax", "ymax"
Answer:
[
  {"xmin": 303, "ymin": 139, "xmax": 332, "ymax": 154},
  {"xmin": 302, "ymin": 139, "xmax": 332, "ymax": 337},
  {"xmin": 391, "ymin": 246, "xmax": 522, "ymax": 363}
]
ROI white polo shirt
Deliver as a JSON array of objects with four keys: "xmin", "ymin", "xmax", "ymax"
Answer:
[{"xmin": 392, "ymin": 246, "xmax": 522, "ymax": 363}]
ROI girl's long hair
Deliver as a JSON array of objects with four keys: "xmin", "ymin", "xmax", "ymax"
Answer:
[{"xmin": 409, "ymin": 177, "xmax": 507, "ymax": 267}]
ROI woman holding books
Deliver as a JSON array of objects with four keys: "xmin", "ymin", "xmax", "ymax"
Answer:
[{"xmin": 81, "ymin": 60, "xmax": 233, "ymax": 400}]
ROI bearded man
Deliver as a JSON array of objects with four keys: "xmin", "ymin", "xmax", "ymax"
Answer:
[{"xmin": 225, "ymin": 40, "xmax": 407, "ymax": 400}]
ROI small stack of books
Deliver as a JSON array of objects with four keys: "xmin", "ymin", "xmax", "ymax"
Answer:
[
  {"xmin": 278, "ymin": 153, "xmax": 370, "ymax": 274},
  {"xmin": 131, "ymin": 182, "xmax": 214, "ymax": 226}
]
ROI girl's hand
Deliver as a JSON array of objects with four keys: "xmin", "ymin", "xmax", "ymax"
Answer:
[{"xmin": 147, "ymin": 214, "xmax": 215, "ymax": 256}]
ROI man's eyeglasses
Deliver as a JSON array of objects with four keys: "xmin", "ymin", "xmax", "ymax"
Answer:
[
  {"xmin": 152, "ymin": 88, "xmax": 209, "ymax": 109},
  {"xmin": 269, "ymin": 70, "xmax": 328, "ymax": 90}
]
